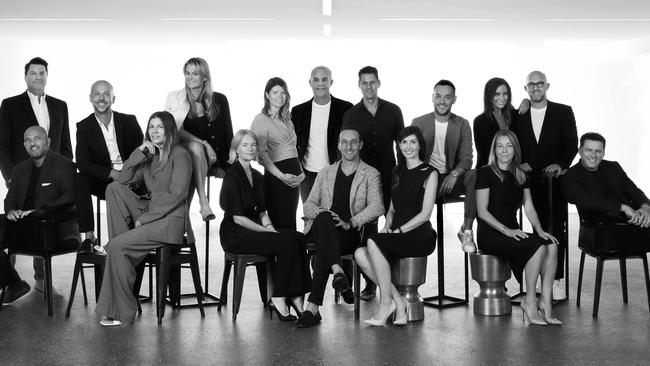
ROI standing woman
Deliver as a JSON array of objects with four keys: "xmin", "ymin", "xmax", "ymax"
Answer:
[
  {"xmin": 473, "ymin": 77, "xmax": 515, "ymax": 169},
  {"xmin": 475, "ymin": 130, "xmax": 560, "ymax": 326},
  {"xmin": 165, "ymin": 57, "xmax": 234, "ymax": 221},
  {"xmin": 96, "ymin": 111, "xmax": 193, "ymax": 326},
  {"xmin": 220, "ymin": 129, "xmax": 311, "ymax": 320},
  {"xmin": 354, "ymin": 126, "xmax": 438, "ymax": 326},
  {"xmin": 251, "ymin": 77, "xmax": 304, "ymax": 230}
]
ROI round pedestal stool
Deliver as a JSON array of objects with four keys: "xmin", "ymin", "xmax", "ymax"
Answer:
[
  {"xmin": 392, "ymin": 257, "xmax": 427, "ymax": 321},
  {"xmin": 469, "ymin": 252, "xmax": 512, "ymax": 316}
]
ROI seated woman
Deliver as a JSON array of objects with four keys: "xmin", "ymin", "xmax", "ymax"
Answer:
[
  {"xmin": 96, "ymin": 111, "xmax": 193, "ymax": 326},
  {"xmin": 165, "ymin": 57, "xmax": 234, "ymax": 221},
  {"xmin": 219, "ymin": 129, "xmax": 311, "ymax": 320},
  {"xmin": 355, "ymin": 126, "xmax": 438, "ymax": 326},
  {"xmin": 475, "ymin": 129, "xmax": 560, "ymax": 326}
]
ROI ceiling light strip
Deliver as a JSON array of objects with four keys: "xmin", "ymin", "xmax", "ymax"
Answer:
[
  {"xmin": 160, "ymin": 18, "xmax": 276, "ymax": 21},
  {"xmin": 545, "ymin": 18, "xmax": 650, "ymax": 21},
  {"xmin": 0, "ymin": 18, "xmax": 112, "ymax": 21},
  {"xmin": 378, "ymin": 18, "xmax": 496, "ymax": 21}
]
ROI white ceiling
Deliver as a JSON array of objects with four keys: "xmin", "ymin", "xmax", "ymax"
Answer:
[{"xmin": 1, "ymin": 0, "xmax": 649, "ymax": 42}]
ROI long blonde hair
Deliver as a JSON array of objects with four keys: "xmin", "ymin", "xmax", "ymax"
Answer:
[
  {"xmin": 487, "ymin": 129, "xmax": 526, "ymax": 185},
  {"xmin": 183, "ymin": 57, "xmax": 219, "ymax": 121}
]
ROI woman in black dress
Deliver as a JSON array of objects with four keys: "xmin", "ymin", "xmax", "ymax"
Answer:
[
  {"xmin": 219, "ymin": 129, "xmax": 311, "ymax": 320},
  {"xmin": 476, "ymin": 129, "xmax": 560, "ymax": 325},
  {"xmin": 165, "ymin": 57, "xmax": 234, "ymax": 221},
  {"xmin": 473, "ymin": 77, "xmax": 515, "ymax": 169},
  {"xmin": 355, "ymin": 126, "xmax": 438, "ymax": 326}
]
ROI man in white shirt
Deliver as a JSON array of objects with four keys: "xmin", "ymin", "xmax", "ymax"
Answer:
[
  {"xmin": 412, "ymin": 80, "xmax": 477, "ymax": 253},
  {"xmin": 74, "ymin": 80, "xmax": 143, "ymax": 253}
]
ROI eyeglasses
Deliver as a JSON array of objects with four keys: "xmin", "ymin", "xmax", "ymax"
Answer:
[{"xmin": 526, "ymin": 81, "xmax": 546, "ymax": 89}]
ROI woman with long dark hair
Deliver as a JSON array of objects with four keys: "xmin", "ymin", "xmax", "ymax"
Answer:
[
  {"xmin": 165, "ymin": 57, "xmax": 233, "ymax": 221},
  {"xmin": 475, "ymin": 129, "xmax": 560, "ymax": 326},
  {"xmin": 250, "ymin": 77, "xmax": 304, "ymax": 230},
  {"xmin": 96, "ymin": 111, "xmax": 193, "ymax": 326},
  {"xmin": 219, "ymin": 129, "xmax": 311, "ymax": 320},
  {"xmin": 355, "ymin": 126, "xmax": 438, "ymax": 326},
  {"xmin": 473, "ymin": 77, "xmax": 515, "ymax": 169}
]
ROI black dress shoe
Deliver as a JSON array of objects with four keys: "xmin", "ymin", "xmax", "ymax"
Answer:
[
  {"xmin": 340, "ymin": 288, "xmax": 355, "ymax": 304},
  {"xmin": 359, "ymin": 283, "xmax": 376, "ymax": 301},
  {"xmin": 2, "ymin": 280, "xmax": 31, "ymax": 305},
  {"xmin": 78, "ymin": 238, "xmax": 94, "ymax": 253},
  {"xmin": 296, "ymin": 310, "xmax": 322, "ymax": 328},
  {"xmin": 332, "ymin": 272, "xmax": 350, "ymax": 292}
]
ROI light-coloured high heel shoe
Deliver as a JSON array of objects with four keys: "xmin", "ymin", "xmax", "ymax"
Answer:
[
  {"xmin": 393, "ymin": 296, "xmax": 408, "ymax": 326},
  {"xmin": 537, "ymin": 299, "xmax": 562, "ymax": 325},
  {"xmin": 521, "ymin": 301, "xmax": 547, "ymax": 326},
  {"xmin": 364, "ymin": 300, "xmax": 397, "ymax": 327}
]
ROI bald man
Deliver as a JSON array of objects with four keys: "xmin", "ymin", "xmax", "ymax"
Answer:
[
  {"xmin": 511, "ymin": 70, "xmax": 578, "ymax": 300},
  {"xmin": 75, "ymin": 80, "xmax": 143, "ymax": 253},
  {"xmin": 292, "ymin": 66, "xmax": 353, "ymax": 202},
  {"xmin": 4, "ymin": 126, "xmax": 77, "ymax": 293}
]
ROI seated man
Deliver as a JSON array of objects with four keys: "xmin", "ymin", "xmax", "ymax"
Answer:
[
  {"xmin": 75, "ymin": 80, "xmax": 143, "ymax": 253},
  {"xmin": 412, "ymin": 80, "xmax": 477, "ymax": 252},
  {"xmin": 563, "ymin": 132, "xmax": 650, "ymax": 233},
  {"xmin": 3, "ymin": 126, "xmax": 77, "ymax": 293},
  {"xmin": 298, "ymin": 127, "xmax": 384, "ymax": 328},
  {"xmin": 0, "ymin": 250, "xmax": 31, "ymax": 305}
]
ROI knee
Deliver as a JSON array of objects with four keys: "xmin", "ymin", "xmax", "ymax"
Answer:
[
  {"xmin": 105, "ymin": 181, "xmax": 122, "ymax": 199},
  {"xmin": 354, "ymin": 247, "xmax": 367, "ymax": 262},
  {"xmin": 185, "ymin": 141, "xmax": 205, "ymax": 158},
  {"xmin": 314, "ymin": 212, "xmax": 334, "ymax": 227}
]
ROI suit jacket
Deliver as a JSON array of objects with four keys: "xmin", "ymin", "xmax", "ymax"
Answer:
[
  {"xmin": 562, "ymin": 160, "xmax": 650, "ymax": 222},
  {"xmin": 4, "ymin": 151, "xmax": 75, "ymax": 212},
  {"xmin": 116, "ymin": 146, "xmax": 194, "ymax": 244},
  {"xmin": 291, "ymin": 95, "xmax": 353, "ymax": 166},
  {"xmin": 75, "ymin": 111, "xmax": 143, "ymax": 181},
  {"xmin": 411, "ymin": 112, "xmax": 473, "ymax": 172},
  {"xmin": 0, "ymin": 92, "xmax": 73, "ymax": 181},
  {"xmin": 303, "ymin": 160, "xmax": 384, "ymax": 233},
  {"xmin": 511, "ymin": 100, "xmax": 578, "ymax": 171}
]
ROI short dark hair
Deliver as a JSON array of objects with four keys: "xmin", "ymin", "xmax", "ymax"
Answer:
[
  {"xmin": 358, "ymin": 66, "xmax": 378, "ymax": 80},
  {"xmin": 339, "ymin": 126, "xmax": 362, "ymax": 142},
  {"xmin": 24, "ymin": 57, "xmax": 48, "ymax": 75},
  {"xmin": 580, "ymin": 132, "xmax": 606, "ymax": 148},
  {"xmin": 434, "ymin": 79, "xmax": 456, "ymax": 94}
]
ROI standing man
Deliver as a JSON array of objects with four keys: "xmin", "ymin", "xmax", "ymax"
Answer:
[
  {"xmin": 4, "ymin": 126, "xmax": 77, "ymax": 293},
  {"xmin": 0, "ymin": 57, "xmax": 73, "ymax": 184},
  {"xmin": 342, "ymin": 66, "xmax": 404, "ymax": 300},
  {"xmin": 412, "ymin": 80, "xmax": 477, "ymax": 253},
  {"xmin": 512, "ymin": 70, "xmax": 578, "ymax": 300},
  {"xmin": 75, "ymin": 80, "xmax": 143, "ymax": 253},
  {"xmin": 292, "ymin": 66, "xmax": 353, "ymax": 202}
]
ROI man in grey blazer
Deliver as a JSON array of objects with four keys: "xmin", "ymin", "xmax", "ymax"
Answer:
[
  {"xmin": 298, "ymin": 127, "xmax": 384, "ymax": 328},
  {"xmin": 412, "ymin": 80, "xmax": 477, "ymax": 253}
]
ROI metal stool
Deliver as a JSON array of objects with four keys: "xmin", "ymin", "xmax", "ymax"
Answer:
[
  {"xmin": 217, "ymin": 252, "xmax": 272, "ymax": 320},
  {"xmin": 392, "ymin": 257, "xmax": 427, "ymax": 321},
  {"xmin": 469, "ymin": 252, "xmax": 512, "ymax": 316}
]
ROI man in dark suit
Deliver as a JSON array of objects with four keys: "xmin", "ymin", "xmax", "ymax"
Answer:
[
  {"xmin": 512, "ymin": 70, "xmax": 578, "ymax": 300},
  {"xmin": 0, "ymin": 57, "xmax": 73, "ymax": 185},
  {"xmin": 563, "ymin": 132, "xmax": 650, "ymax": 228},
  {"xmin": 4, "ymin": 126, "xmax": 77, "ymax": 293},
  {"xmin": 292, "ymin": 66, "xmax": 353, "ymax": 203},
  {"xmin": 75, "ymin": 80, "xmax": 143, "ymax": 253}
]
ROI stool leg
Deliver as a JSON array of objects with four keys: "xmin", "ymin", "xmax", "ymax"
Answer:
[
  {"xmin": 218, "ymin": 259, "xmax": 232, "ymax": 311},
  {"xmin": 642, "ymin": 255, "xmax": 650, "ymax": 313},
  {"xmin": 255, "ymin": 262, "xmax": 268, "ymax": 305},
  {"xmin": 134, "ymin": 261, "xmax": 146, "ymax": 314},
  {"xmin": 80, "ymin": 265, "xmax": 88, "ymax": 306},
  {"xmin": 94, "ymin": 263, "xmax": 103, "ymax": 302},
  {"xmin": 188, "ymin": 244, "xmax": 205, "ymax": 317},
  {"xmin": 593, "ymin": 257, "xmax": 604, "ymax": 318},
  {"xmin": 65, "ymin": 259, "xmax": 83, "ymax": 317},
  {"xmin": 232, "ymin": 258, "xmax": 247, "ymax": 320},
  {"xmin": 619, "ymin": 257, "xmax": 628, "ymax": 303},
  {"xmin": 44, "ymin": 257, "xmax": 54, "ymax": 316},
  {"xmin": 464, "ymin": 252, "xmax": 469, "ymax": 302},
  {"xmin": 354, "ymin": 261, "xmax": 360, "ymax": 319},
  {"xmin": 0, "ymin": 285, "xmax": 7, "ymax": 310},
  {"xmin": 577, "ymin": 251, "xmax": 585, "ymax": 307},
  {"xmin": 157, "ymin": 248, "xmax": 172, "ymax": 324}
]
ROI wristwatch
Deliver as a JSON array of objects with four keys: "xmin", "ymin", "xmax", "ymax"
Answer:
[{"xmin": 450, "ymin": 170, "xmax": 459, "ymax": 177}]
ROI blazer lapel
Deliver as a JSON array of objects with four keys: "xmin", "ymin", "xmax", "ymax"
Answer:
[
  {"xmin": 33, "ymin": 153, "xmax": 54, "ymax": 206},
  {"xmin": 89, "ymin": 117, "xmax": 111, "ymax": 164},
  {"xmin": 349, "ymin": 162, "xmax": 366, "ymax": 208},
  {"xmin": 114, "ymin": 113, "xmax": 127, "ymax": 158},
  {"xmin": 20, "ymin": 92, "xmax": 38, "ymax": 127},
  {"xmin": 537, "ymin": 101, "xmax": 555, "ymax": 146},
  {"xmin": 445, "ymin": 117, "xmax": 460, "ymax": 169},
  {"xmin": 45, "ymin": 97, "xmax": 59, "ymax": 139}
]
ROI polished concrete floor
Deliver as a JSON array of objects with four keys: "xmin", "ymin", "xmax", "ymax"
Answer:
[{"xmin": 1, "ymin": 209, "xmax": 649, "ymax": 366}]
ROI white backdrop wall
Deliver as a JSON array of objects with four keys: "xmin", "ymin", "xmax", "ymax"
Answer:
[{"xmin": 1, "ymin": 35, "xmax": 648, "ymax": 210}]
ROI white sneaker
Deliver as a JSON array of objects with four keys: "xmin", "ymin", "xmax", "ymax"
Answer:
[
  {"xmin": 552, "ymin": 280, "xmax": 567, "ymax": 300},
  {"xmin": 457, "ymin": 229, "xmax": 477, "ymax": 253},
  {"xmin": 100, "ymin": 318, "xmax": 123, "ymax": 327}
]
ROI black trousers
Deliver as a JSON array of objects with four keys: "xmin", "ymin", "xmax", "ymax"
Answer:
[
  {"xmin": 529, "ymin": 172, "xmax": 569, "ymax": 280},
  {"xmin": 307, "ymin": 212, "xmax": 360, "ymax": 306},
  {"xmin": 75, "ymin": 172, "xmax": 109, "ymax": 233},
  {"xmin": 299, "ymin": 169, "xmax": 318, "ymax": 204},
  {"xmin": 225, "ymin": 229, "xmax": 311, "ymax": 298},
  {"xmin": 0, "ymin": 250, "xmax": 22, "ymax": 288},
  {"xmin": 264, "ymin": 158, "xmax": 301, "ymax": 231}
]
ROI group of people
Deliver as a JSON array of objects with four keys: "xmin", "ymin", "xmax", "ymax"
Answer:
[{"xmin": 1, "ymin": 57, "xmax": 649, "ymax": 329}]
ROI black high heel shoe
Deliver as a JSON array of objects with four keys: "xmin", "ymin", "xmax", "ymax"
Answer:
[
  {"xmin": 286, "ymin": 299, "xmax": 304, "ymax": 318},
  {"xmin": 268, "ymin": 299, "xmax": 297, "ymax": 321}
]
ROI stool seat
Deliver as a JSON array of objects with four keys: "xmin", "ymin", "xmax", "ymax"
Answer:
[
  {"xmin": 391, "ymin": 257, "xmax": 427, "ymax": 321},
  {"xmin": 469, "ymin": 252, "xmax": 512, "ymax": 316}
]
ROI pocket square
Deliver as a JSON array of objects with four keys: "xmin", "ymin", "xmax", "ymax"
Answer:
[{"xmin": 41, "ymin": 182, "xmax": 52, "ymax": 186}]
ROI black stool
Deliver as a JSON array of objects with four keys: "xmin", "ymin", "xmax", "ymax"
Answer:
[
  {"xmin": 218, "ymin": 253, "xmax": 272, "ymax": 320},
  {"xmin": 65, "ymin": 252, "xmax": 106, "ymax": 317}
]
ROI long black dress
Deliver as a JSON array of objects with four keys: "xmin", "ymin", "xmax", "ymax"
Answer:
[
  {"xmin": 368, "ymin": 163, "xmax": 437, "ymax": 258},
  {"xmin": 219, "ymin": 161, "xmax": 311, "ymax": 297},
  {"xmin": 475, "ymin": 166, "xmax": 554, "ymax": 283}
]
